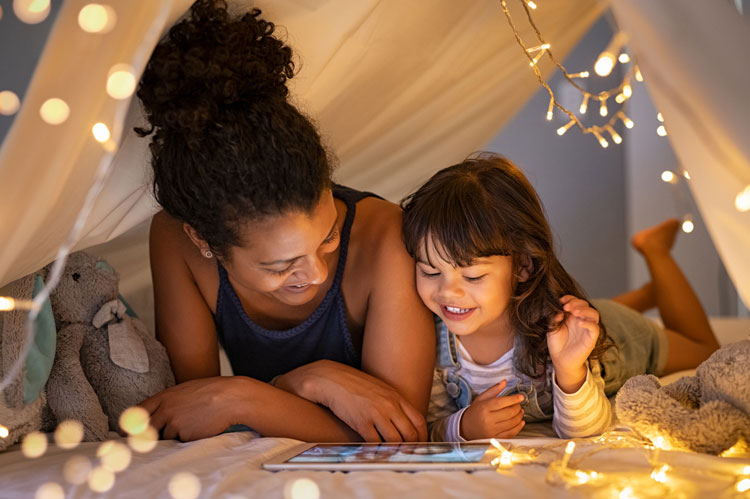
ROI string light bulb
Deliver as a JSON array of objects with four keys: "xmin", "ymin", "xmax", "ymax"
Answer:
[
  {"xmin": 526, "ymin": 0, "xmax": 537, "ymax": 9},
  {"xmin": 681, "ymin": 217, "xmax": 694, "ymax": 234},
  {"xmin": 683, "ymin": 170, "xmax": 691, "ymax": 180},
  {"xmin": 735, "ymin": 185, "xmax": 750, "ymax": 212},
  {"xmin": 569, "ymin": 71, "xmax": 589, "ymax": 78},
  {"xmin": 92, "ymin": 122, "xmax": 110, "ymax": 143},
  {"xmin": 13, "ymin": 0, "xmax": 50, "ymax": 24},
  {"xmin": 557, "ymin": 119, "xmax": 575, "ymax": 136},
  {"xmin": 657, "ymin": 112, "xmax": 664, "ymax": 122},
  {"xmin": 622, "ymin": 84, "xmax": 632, "ymax": 98},
  {"xmin": 546, "ymin": 96, "xmax": 554, "ymax": 121},
  {"xmin": 605, "ymin": 125, "xmax": 622, "ymax": 144},
  {"xmin": 615, "ymin": 93, "xmax": 625, "ymax": 104},
  {"xmin": 106, "ymin": 64, "xmax": 136, "ymax": 100},
  {"xmin": 618, "ymin": 111, "xmax": 634, "ymax": 128},
  {"xmin": 0, "ymin": 297, "xmax": 35, "ymax": 311},
  {"xmin": 40, "ymin": 98, "xmax": 70, "ymax": 125},
  {"xmin": 592, "ymin": 129, "xmax": 608, "ymax": 148},
  {"xmin": 634, "ymin": 66, "xmax": 644, "ymax": 82},
  {"xmin": 618, "ymin": 53, "xmax": 630, "ymax": 64},
  {"xmin": 594, "ymin": 32, "xmax": 628, "ymax": 77},
  {"xmin": 530, "ymin": 48, "xmax": 547, "ymax": 67},
  {"xmin": 657, "ymin": 125, "xmax": 668, "ymax": 136},
  {"xmin": 599, "ymin": 98, "xmax": 608, "ymax": 117},
  {"xmin": 525, "ymin": 43, "xmax": 550, "ymax": 53},
  {"xmin": 0, "ymin": 90, "xmax": 21, "ymax": 116},
  {"xmin": 661, "ymin": 170, "xmax": 677, "ymax": 183},
  {"xmin": 0, "ymin": 424, "xmax": 9, "ymax": 438},
  {"xmin": 78, "ymin": 3, "xmax": 117, "ymax": 34},
  {"xmin": 579, "ymin": 94, "xmax": 589, "ymax": 114}
]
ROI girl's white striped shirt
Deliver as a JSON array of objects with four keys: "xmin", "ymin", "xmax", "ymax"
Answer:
[{"xmin": 427, "ymin": 339, "xmax": 612, "ymax": 441}]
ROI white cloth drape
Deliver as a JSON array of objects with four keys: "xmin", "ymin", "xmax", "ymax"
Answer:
[
  {"xmin": 611, "ymin": 0, "xmax": 750, "ymax": 308},
  {"xmin": 0, "ymin": 0, "xmax": 602, "ymax": 290}
]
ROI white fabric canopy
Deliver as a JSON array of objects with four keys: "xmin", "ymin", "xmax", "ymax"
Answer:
[
  {"xmin": 0, "ymin": 0, "xmax": 602, "ymax": 289},
  {"xmin": 611, "ymin": 0, "xmax": 750, "ymax": 308}
]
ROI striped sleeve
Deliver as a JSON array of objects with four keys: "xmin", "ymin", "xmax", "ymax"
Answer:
[{"xmin": 551, "ymin": 362, "xmax": 612, "ymax": 438}]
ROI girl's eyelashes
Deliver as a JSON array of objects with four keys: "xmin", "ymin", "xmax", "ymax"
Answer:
[
  {"xmin": 464, "ymin": 274, "xmax": 486, "ymax": 282},
  {"xmin": 419, "ymin": 268, "xmax": 440, "ymax": 279}
]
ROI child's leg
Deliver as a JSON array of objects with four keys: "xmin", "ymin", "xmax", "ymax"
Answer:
[
  {"xmin": 611, "ymin": 282, "xmax": 654, "ymax": 313},
  {"xmin": 618, "ymin": 219, "xmax": 719, "ymax": 374}
]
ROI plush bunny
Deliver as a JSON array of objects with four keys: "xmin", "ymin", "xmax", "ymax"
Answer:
[
  {"xmin": 615, "ymin": 339, "xmax": 750, "ymax": 455},
  {"xmin": 41, "ymin": 251, "xmax": 175, "ymax": 441}
]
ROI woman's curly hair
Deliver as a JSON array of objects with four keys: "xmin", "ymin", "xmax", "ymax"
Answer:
[
  {"xmin": 401, "ymin": 153, "xmax": 614, "ymax": 378},
  {"xmin": 136, "ymin": 0, "xmax": 332, "ymax": 258}
]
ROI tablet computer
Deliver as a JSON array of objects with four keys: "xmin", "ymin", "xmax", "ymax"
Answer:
[{"xmin": 262, "ymin": 442, "xmax": 497, "ymax": 471}]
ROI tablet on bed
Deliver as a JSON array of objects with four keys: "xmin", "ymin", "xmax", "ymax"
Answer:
[{"xmin": 262, "ymin": 442, "xmax": 497, "ymax": 471}]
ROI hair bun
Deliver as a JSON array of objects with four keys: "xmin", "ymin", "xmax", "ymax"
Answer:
[{"xmin": 136, "ymin": 0, "xmax": 294, "ymax": 138}]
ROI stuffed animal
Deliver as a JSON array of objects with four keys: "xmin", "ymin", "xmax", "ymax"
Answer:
[
  {"xmin": 42, "ymin": 251, "xmax": 175, "ymax": 440},
  {"xmin": 0, "ymin": 251, "xmax": 174, "ymax": 450},
  {"xmin": 615, "ymin": 339, "xmax": 750, "ymax": 455}
]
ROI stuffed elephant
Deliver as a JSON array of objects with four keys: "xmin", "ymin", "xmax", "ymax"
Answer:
[{"xmin": 615, "ymin": 339, "xmax": 750, "ymax": 455}]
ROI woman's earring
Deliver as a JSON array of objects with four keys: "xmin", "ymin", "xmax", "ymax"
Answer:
[{"xmin": 204, "ymin": 250, "xmax": 213, "ymax": 259}]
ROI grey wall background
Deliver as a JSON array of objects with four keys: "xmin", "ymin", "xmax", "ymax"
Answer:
[{"xmin": 1, "ymin": 2, "xmax": 745, "ymax": 316}]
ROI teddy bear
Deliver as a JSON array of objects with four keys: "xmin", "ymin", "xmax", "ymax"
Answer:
[
  {"xmin": 0, "ymin": 251, "xmax": 174, "ymax": 450},
  {"xmin": 615, "ymin": 339, "xmax": 750, "ymax": 455}
]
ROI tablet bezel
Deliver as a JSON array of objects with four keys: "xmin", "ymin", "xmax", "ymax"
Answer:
[{"xmin": 262, "ymin": 442, "xmax": 497, "ymax": 471}]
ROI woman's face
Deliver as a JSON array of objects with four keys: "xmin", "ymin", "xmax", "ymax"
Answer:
[{"xmin": 223, "ymin": 190, "xmax": 340, "ymax": 306}]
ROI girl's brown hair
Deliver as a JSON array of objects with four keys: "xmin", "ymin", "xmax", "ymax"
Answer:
[{"xmin": 401, "ymin": 153, "xmax": 613, "ymax": 378}]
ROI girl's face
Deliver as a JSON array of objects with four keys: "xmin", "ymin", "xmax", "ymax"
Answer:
[
  {"xmin": 223, "ymin": 190, "xmax": 340, "ymax": 306},
  {"xmin": 415, "ymin": 238, "xmax": 514, "ymax": 339}
]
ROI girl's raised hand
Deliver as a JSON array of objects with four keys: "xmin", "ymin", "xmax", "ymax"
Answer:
[
  {"xmin": 459, "ymin": 380, "xmax": 525, "ymax": 441},
  {"xmin": 546, "ymin": 296, "xmax": 600, "ymax": 391}
]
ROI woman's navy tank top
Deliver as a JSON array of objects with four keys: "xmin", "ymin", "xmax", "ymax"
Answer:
[{"xmin": 214, "ymin": 185, "xmax": 378, "ymax": 382}]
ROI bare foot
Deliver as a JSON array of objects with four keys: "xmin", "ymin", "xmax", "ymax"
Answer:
[{"xmin": 632, "ymin": 218, "xmax": 680, "ymax": 256}]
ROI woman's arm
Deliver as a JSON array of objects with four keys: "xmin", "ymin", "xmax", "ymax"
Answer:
[{"xmin": 147, "ymin": 212, "xmax": 360, "ymax": 442}]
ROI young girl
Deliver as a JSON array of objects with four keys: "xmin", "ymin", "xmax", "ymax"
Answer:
[
  {"xmin": 401, "ymin": 153, "xmax": 720, "ymax": 441},
  {"xmin": 135, "ymin": 1, "xmax": 434, "ymax": 443}
]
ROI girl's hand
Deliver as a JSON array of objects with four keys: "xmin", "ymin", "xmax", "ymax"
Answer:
[
  {"xmin": 139, "ymin": 376, "xmax": 252, "ymax": 442},
  {"xmin": 459, "ymin": 381, "xmax": 525, "ymax": 441},
  {"xmin": 546, "ymin": 295, "xmax": 599, "ymax": 392},
  {"xmin": 274, "ymin": 360, "xmax": 427, "ymax": 442}
]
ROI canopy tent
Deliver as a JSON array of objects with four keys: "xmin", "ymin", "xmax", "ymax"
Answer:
[{"xmin": 0, "ymin": 0, "xmax": 748, "ymax": 317}]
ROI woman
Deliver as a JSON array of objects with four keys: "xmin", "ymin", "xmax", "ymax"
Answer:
[{"xmin": 136, "ymin": 0, "xmax": 434, "ymax": 442}]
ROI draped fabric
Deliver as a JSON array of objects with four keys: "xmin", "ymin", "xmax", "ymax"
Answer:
[
  {"xmin": 0, "ymin": 0, "xmax": 602, "ymax": 291},
  {"xmin": 611, "ymin": 0, "xmax": 750, "ymax": 308}
]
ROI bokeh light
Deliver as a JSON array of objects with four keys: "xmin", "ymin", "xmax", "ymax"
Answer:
[
  {"xmin": 34, "ymin": 482, "xmax": 64, "ymax": 499},
  {"xmin": 106, "ymin": 64, "xmax": 136, "ymax": 99},
  {"xmin": 127, "ymin": 425, "xmax": 158, "ymax": 453},
  {"xmin": 39, "ymin": 98, "xmax": 70, "ymax": 125},
  {"xmin": 13, "ymin": 0, "xmax": 50, "ymax": 24},
  {"xmin": 656, "ymin": 125, "xmax": 668, "ymax": 136},
  {"xmin": 0, "ymin": 424, "xmax": 9, "ymax": 438},
  {"xmin": 681, "ymin": 219, "xmax": 694, "ymax": 234},
  {"xmin": 119, "ymin": 406, "xmax": 150, "ymax": 435},
  {"xmin": 54, "ymin": 420, "xmax": 84, "ymax": 450},
  {"xmin": 168, "ymin": 472, "xmax": 202, "ymax": 499},
  {"xmin": 283, "ymin": 478, "xmax": 320, "ymax": 499},
  {"xmin": 97, "ymin": 440, "xmax": 132, "ymax": 472},
  {"xmin": 78, "ymin": 4, "xmax": 116, "ymax": 33},
  {"xmin": 88, "ymin": 466, "xmax": 115, "ymax": 493},
  {"xmin": 660, "ymin": 171, "xmax": 676, "ymax": 183},
  {"xmin": 734, "ymin": 185, "xmax": 750, "ymax": 213},
  {"xmin": 62, "ymin": 455, "xmax": 92, "ymax": 485},
  {"xmin": 92, "ymin": 122, "xmax": 110, "ymax": 143},
  {"xmin": 0, "ymin": 90, "xmax": 21, "ymax": 115},
  {"xmin": 22, "ymin": 431, "xmax": 48, "ymax": 458}
]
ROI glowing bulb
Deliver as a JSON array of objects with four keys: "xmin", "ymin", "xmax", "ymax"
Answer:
[
  {"xmin": 618, "ymin": 53, "xmax": 630, "ymax": 63},
  {"xmin": 579, "ymin": 94, "xmax": 589, "ymax": 114},
  {"xmin": 88, "ymin": 466, "xmax": 115, "ymax": 493},
  {"xmin": 40, "ymin": 98, "xmax": 70, "ymax": 125},
  {"xmin": 735, "ymin": 185, "xmax": 750, "ymax": 212},
  {"xmin": 619, "ymin": 486, "xmax": 637, "ymax": 499},
  {"xmin": 594, "ymin": 54, "xmax": 616, "ymax": 77},
  {"xmin": 615, "ymin": 93, "xmax": 625, "ymax": 104},
  {"xmin": 127, "ymin": 425, "xmax": 158, "ymax": 453},
  {"xmin": 744, "ymin": 466, "xmax": 750, "ymax": 475},
  {"xmin": 0, "ymin": 425, "xmax": 9, "ymax": 438},
  {"xmin": 34, "ymin": 482, "xmax": 64, "ymax": 499},
  {"xmin": 284, "ymin": 478, "xmax": 320, "ymax": 499},
  {"xmin": 22, "ymin": 431, "xmax": 48, "ymax": 458},
  {"xmin": 168, "ymin": 472, "xmax": 202, "ymax": 499},
  {"xmin": 119, "ymin": 406, "xmax": 150, "ymax": 435},
  {"xmin": 500, "ymin": 451, "xmax": 513, "ymax": 466},
  {"xmin": 54, "ymin": 420, "xmax": 84, "ymax": 450},
  {"xmin": 682, "ymin": 219, "xmax": 694, "ymax": 233},
  {"xmin": 526, "ymin": 1, "xmax": 537, "ymax": 9},
  {"xmin": 98, "ymin": 441, "xmax": 132, "ymax": 472},
  {"xmin": 13, "ymin": 0, "xmax": 50, "ymax": 24},
  {"xmin": 529, "ymin": 49, "xmax": 547, "ymax": 67},
  {"xmin": 592, "ymin": 130, "xmax": 609, "ymax": 148},
  {"xmin": 560, "ymin": 441, "xmax": 576, "ymax": 469},
  {"xmin": 78, "ymin": 4, "xmax": 116, "ymax": 33},
  {"xmin": 557, "ymin": 119, "xmax": 575, "ymax": 136},
  {"xmin": 657, "ymin": 112, "xmax": 664, "ymax": 122},
  {"xmin": 569, "ymin": 71, "xmax": 589, "ymax": 78},
  {"xmin": 651, "ymin": 464, "xmax": 670, "ymax": 483},
  {"xmin": 546, "ymin": 96, "xmax": 554, "ymax": 121},
  {"xmin": 525, "ymin": 43, "xmax": 550, "ymax": 53},
  {"xmin": 605, "ymin": 125, "xmax": 622, "ymax": 144},
  {"xmin": 599, "ymin": 99, "xmax": 608, "ymax": 117},
  {"xmin": 737, "ymin": 478, "xmax": 750, "ymax": 493},
  {"xmin": 635, "ymin": 66, "xmax": 644, "ymax": 81},
  {"xmin": 106, "ymin": 64, "xmax": 136, "ymax": 99},
  {"xmin": 92, "ymin": 122, "xmax": 110, "ymax": 143},
  {"xmin": 0, "ymin": 90, "xmax": 21, "ymax": 115},
  {"xmin": 657, "ymin": 125, "xmax": 668, "ymax": 136},
  {"xmin": 622, "ymin": 84, "xmax": 632, "ymax": 98},
  {"xmin": 490, "ymin": 438, "xmax": 509, "ymax": 452},
  {"xmin": 0, "ymin": 297, "xmax": 14, "ymax": 311},
  {"xmin": 661, "ymin": 171, "xmax": 676, "ymax": 183},
  {"xmin": 683, "ymin": 170, "xmax": 691, "ymax": 180},
  {"xmin": 62, "ymin": 455, "xmax": 92, "ymax": 485},
  {"xmin": 618, "ymin": 112, "xmax": 634, "ymax": 128}
]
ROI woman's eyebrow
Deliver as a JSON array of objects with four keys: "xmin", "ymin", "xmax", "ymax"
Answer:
[{"xmin": 259, "ymin": 220, "xmax": 338, "ymax": 266}]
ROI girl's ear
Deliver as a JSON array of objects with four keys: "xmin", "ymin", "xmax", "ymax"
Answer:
[
  {"xmin": 183, "ymin": 223, "xmax": 211, "ymax": 255},
  {"xmin": 517, "ymin": 254, "xmax": 533, "ymax": 283}
]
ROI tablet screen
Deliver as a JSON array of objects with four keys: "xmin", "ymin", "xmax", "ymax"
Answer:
[{"xmin": 286, "ymin": 443, "xmax": 490, "ymax": 464}]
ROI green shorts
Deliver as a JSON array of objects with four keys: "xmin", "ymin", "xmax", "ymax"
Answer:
[{"xmin": 591, "ymin": 299, "xmax": 669, "ymax": 396}]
